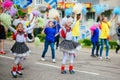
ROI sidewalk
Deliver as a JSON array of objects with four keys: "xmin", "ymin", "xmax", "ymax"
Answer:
[{"xmin": 0, "ymin": 39, "xmax": 120, "ymax": 80}]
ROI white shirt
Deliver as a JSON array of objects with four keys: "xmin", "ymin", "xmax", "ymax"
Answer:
[
  {"xmin": 9, "ymin": 24, "xmax": 35, "ymax": 42},
  {"xmin": 66, "ymin": 31, "xmax": 73, "ymax": 40}
]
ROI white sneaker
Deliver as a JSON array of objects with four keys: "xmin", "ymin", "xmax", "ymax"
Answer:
[
  {"xmin": 41, "ymin": 58, "xmax": 45, "ymax": 61},
  {"xmin": 99, "ymin": 57, "xmax": 103, "ymax": 61},
  {"xmin": 52, "ymin": 59, "xmax": 56, "ymax": 63}
]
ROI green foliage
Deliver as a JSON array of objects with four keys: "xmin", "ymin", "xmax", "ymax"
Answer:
[
  {"xmin": 7, "ymin": 31, "xmax": 12, "ymax": 38},
  {"xmin": 82, "ymin": 39, "xmax": 92, "ymax": 46},
  {"xmin": 33, "ymin": 28, "xmax": 43, "ymax": 37},
  {"xmin": 109, "ymin": 40, "xmax": 117, "ymax": 49},
  {"xmin": 13, "ymin": 5, "xmax": 26, "ymax": 18},
  {"xmin": 17, "ymin": 9, "xmax": 26, "ymax": 17},
  {"xmin": 36, "ymin": 34, "xmax": 45, "ymax": 42},
  {"xmin": 78, "ymin": 40, "xmax": 85, "ymax": 46}
]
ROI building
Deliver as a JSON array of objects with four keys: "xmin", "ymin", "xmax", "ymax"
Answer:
[
  {"xmin": 29, "ymin": 0, "xmax": 77, "ymax": 18},
  {"xmin": 99, "ymin": 0, "xmax": 120, "ymax": 9},
  {"xmin": 32, "ymin": 0, "xmax": 119, "ymax": 39},
  {"xmin": 77, "ymin": 0, "xmax": 120, "ymax": 20},
  {"xmin": 77, "ymin": 0, "xmax": 120, "ymax": 39}
]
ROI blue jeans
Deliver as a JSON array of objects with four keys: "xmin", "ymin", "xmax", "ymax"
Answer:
[
  {"xmin": 91, "ymin": 41, "xmax": 99, "ymax": 55},
  {"xmin": 41, "ymin": 40, "xmax": 55, "ymax": 59},
  {"xmin": 100, "ymin": 39, "xmax": 109, "ymax": 57}
]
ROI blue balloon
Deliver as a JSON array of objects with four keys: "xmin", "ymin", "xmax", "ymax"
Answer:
[
  {"xmin": 65, "ymin": 8, "xmax": 73, "ymax": 16},
  {"xmin": 13, "ymin": 0, "xmax": 32, "ymax": 9},
  {"xmin": 82, "ymin": 7, "xmax": 88, "ymax": 15},
  {"xmin": 112, "ymin": 7, "xmax": 120, "ymax": 15},
  {"xmin": 94, "ymin": 4, "xmax": 105, "ymax": 14}
]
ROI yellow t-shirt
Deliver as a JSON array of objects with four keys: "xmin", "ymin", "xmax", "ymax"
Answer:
[
  {"xmin": 72, "ymin": 20, "xmax": 80, "ymax": 36},
  {"xmin": 100, "ymin": 21, "xmax": 111, "ymax": 39}
]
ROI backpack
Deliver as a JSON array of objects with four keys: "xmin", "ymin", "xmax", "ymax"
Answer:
[
  {"xmin": 12, "ymin": 32, "xmax": 27, "ymax": 40},
  {"xmin": 60, "ymin": 29, "xmax": 66, "ymax": 39},
  {"xmin": 12, "ymin": 32, "xmax": 17, "ymax": 40}
]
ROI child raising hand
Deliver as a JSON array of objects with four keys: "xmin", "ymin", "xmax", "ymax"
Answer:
[{"xmin": 9, "ymin": 22, "xmax": 35, "ymax": 78}]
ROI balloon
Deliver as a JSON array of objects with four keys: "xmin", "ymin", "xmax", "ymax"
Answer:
[
  {"xmin": 82, "ymin": 7, "xmax": 88, "ymax": 15},
  {"xmin": 13, "ymin": 0, "xmax": 32, "ymax": 9},
  {"xmin": 94, "ymin": 4, "xmax": 105, "ymax": 14},
  {"xmin": 32, "ymin": 10, "xmax": 41, "ymax": 17},
  {"xmin": 112, "ymin": 7, "xmax": 120, "ymax": 15},
  {"xmin": 90, "ymin": 25, "xmax": 97, "ymax": 32},
  {"xmin": 8, "ymin": 7, "xmax": 18, "ymax": 16},
  {"xmin": 73, "ymin": 3, "xmax": 83, "ymax": 14},
  {"xmin": 36, "ymin": 17, "xmax": 45, "ymax": 28},
  {"xmin": 34, "ymin": 37, "xmax": 40, "ymax": 47},
  {"xmin": 0, "ymin": 13, "xmax": 12, "ymax": 28},
  {"xmin": 48, "ymin": 9, "xmax": 59, "ymax": 19},
  {"xmin": 65, "ymin": 8, "xmax": 73, "ymax": 16},
  {"xmin": 2, "ymin": 0, "xmax": 13, "ymax": 9}
]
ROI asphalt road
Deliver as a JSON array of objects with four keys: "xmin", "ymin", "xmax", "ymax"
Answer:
[{"xmin": 0, "ymin": 39, "xmax": 120, "ymax": 80}]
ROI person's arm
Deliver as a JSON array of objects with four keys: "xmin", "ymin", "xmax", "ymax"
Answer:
[
  {"xmin": 41, "ymin": 28, "xmax": 45, "ymax": 34},
  {"xmin": 29, "ymin": 14, "xmax": 35, "ymax": 24},
  {"xmin": 24, "ymin": 24, "xmax": 35, "ymax": 32},
  {"xmin": 2, "ymin": 9, "xmax": 7, "ymax": 13},
  {"xmin": 80, "ymin": 13, "xmax": 82, "ymax": 21},
  {"xmin": 60, "ymin": 25, "xmax": 66, "ymax": 33},
  {"xmin": 55, "ymin": 16, "xmax": 60, "ymax": 23},
  {"xmin": 99, "ymin": 15, "xmax": 103, "ymax": 23},
  {"xmin": 55, "ymin": 33, "xmax": 59, "ymax": 37},
  {"xmin": 42, "ymin": 26, "xmax": 48, "ymax": 34},
  {"xmin": 110, "ymin": 15, "xmax": 117, "ymax": 22},
  {"xmin": 98, "ymin": 15, "xmax": 103, "ymax": 29},
  {"xmin": 9, "ymin": 26, "xmax": 17, "ymax": 33}
]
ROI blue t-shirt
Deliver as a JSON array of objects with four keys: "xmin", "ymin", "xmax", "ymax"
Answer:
[
  {"xmin": 91, "ymin": 28, "xmax": 99, "ymax": 42},
  {"xmin": 53, "ymin": 21, "xmax": 61, "ymax": 34},
  {"xmin": 44, "ymin": 27, "xmax": 56, "ymax": 42}
]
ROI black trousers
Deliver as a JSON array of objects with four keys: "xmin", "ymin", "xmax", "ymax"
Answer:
[
  {"xmin": 27, "ymin": 33, "xmax": 33, "ymax": 39},
  {"xmin": 55, "ymin": 35, "xmax": 60, "ymax": 49},
  {"xmin": 116, "ymin": 44, "xmax": 120, "ymax": 53}
]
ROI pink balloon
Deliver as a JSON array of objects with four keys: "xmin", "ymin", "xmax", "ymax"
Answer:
[{"xmin": 2, "ymin": 0, "xmax": 13, "ymax": 9}]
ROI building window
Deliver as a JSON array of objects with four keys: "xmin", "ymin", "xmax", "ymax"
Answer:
[
  {"xmin": 86, "ymin": 12, "xmax": 95, "ymax": 21},
  {"xmin": 35, "ymin": 0, "xmax": 42, "ymax": 5}
]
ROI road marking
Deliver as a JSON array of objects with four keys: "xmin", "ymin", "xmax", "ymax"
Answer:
[
  {"xmin": 0, "ymin": 55, "xmax": 100, "ymax": 76},
  {"xmin": 0, "ymin": 55, "xmax": 14, "ymax": 60},
  {"xmin": 36, "ymin": 62, "xmax": 100, "ymax": 76}
]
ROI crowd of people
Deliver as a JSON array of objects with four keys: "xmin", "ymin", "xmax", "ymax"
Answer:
[
  {"xmin": 0, "ymin": 5, "xmax": 120, "ymax": 79},
  {"xmin": 90, "ymin": 15, "xmax": 116, "ymax": 60}
]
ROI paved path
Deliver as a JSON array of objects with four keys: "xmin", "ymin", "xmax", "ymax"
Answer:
[{"xmin": 0, "ymin": 39, "xmax": 120, "ymax": 80}]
